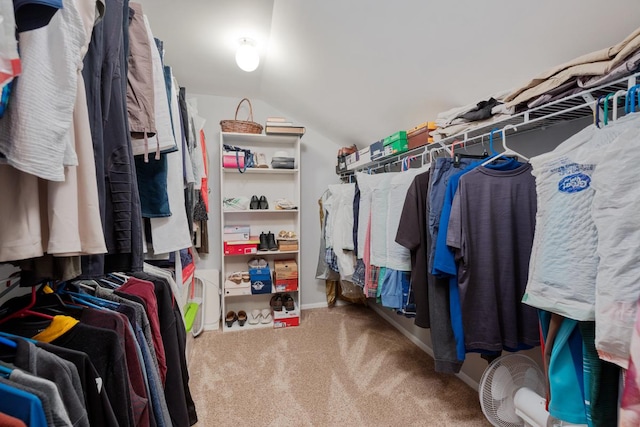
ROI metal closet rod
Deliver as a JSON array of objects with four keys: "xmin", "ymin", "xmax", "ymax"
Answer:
[{"xmin": 340, "ymin": 71, "xmax": 640, "ymax": 177}]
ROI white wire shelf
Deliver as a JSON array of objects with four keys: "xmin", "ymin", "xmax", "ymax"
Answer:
[{"xmin": 340, "ymin": 71, "xmax": 640, "ymax": 176}]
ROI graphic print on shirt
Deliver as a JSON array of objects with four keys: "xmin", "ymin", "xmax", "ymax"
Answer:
[{"xmin": 552, "ymin": 161, "xmax": 594, "ymax": 194}]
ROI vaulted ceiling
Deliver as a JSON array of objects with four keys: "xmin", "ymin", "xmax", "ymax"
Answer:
[{"xmin": 140, "ymin": 0, "xmax": 640, "ymax": 145}]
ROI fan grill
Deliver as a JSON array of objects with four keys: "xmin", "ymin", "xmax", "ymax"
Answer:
[{"xmin": 479, "ymin": 354, "xmax": 545, "ymax": 427}]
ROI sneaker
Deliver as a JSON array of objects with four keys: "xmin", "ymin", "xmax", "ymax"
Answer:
[
  {"xmin": 248, "ymin": 257, "xmax": 268, "ymax": 269},
  {"xmin": 224, "ymin": 196, "xmax": 250, "ymax": 211}
]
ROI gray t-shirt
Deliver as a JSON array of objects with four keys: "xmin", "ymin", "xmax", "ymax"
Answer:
[{"xmin": 447, "ymin": 163, "xmax": 540, "ymax": 351}]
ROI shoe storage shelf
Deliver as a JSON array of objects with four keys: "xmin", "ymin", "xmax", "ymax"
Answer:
[{"xmin": 219, "ymin": 132, "xmax": 301, "ymax": 332}]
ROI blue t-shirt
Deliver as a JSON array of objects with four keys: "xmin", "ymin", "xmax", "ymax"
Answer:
[
  {"xmin": 432, "ymin": 158, "xmax": 521, "ymax": 360},
  {"xmin": 0, "ymin": 380, "xmax": 48, "ymax": 426}
]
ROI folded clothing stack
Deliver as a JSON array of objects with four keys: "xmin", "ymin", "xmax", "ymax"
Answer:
[{"xmin": 271, "ymin": 151, "xmax": 295, "ymax": 169}]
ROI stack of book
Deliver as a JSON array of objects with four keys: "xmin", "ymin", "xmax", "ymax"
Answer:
[{"xmin": 265, "ymin": 117, "xmax": 306, "ymax": 137}]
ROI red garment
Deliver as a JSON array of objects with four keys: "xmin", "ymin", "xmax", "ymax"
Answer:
[
  {"xmin": 119, "ymin": 277, "xmax": 167, "ymax": 386},
  {"xmin": 0, "ymin": 412, "xmax": 27, "ymax": 427},
  {"xmin": 199, "ymin": 129, "xmax": 209, "ymax": 212}
]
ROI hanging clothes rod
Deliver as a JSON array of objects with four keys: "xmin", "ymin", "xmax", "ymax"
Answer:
[{"xmin": 339, "ymin": 71, "xmax": 640, "ymax": 177}]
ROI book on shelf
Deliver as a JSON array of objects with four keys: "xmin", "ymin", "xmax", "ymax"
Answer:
[
  {"xmin": 266, "ymin": 121, "xmax": 294, "ymax": 127},
  {"xmin": 265, "ymin": 126, "xmax": 306, "ymax": 136},
  {"xmin": 266, "ymin": 116, "xmax": 287, "ymax": 122}
]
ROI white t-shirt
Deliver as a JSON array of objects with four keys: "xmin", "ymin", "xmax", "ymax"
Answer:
[
  {"xmin": 386, "ymin": 168, "xmax": 422, "ymax": 271},
  {"xmin": 370, "ymin": 173, "xmax": 397, "ymax": 267},
  {"xmin": 355, "ymin": 172, "xmax": 387, "ymax": 260},
  {"xmin": 524, "ymin": 115, "xmax": 640, "ymax": 320},
  {"xmin": 591, "ymin": 120, "xmax": 640, "ymax": 369}
]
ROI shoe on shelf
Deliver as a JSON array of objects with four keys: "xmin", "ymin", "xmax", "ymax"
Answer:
[
  {"xmin": 224, "ymin": 196, "xmax": 251, "ymax": 211},
  {"xmin": 282, "ymin": 293, "xmax": 295, "ymax": 311},
  {"xmin": 240, "ymin": 272, "xmax": 250, "ymax": 283},
  {"xmin": 261, "ymin": 308, "xmax": 272, "ymax": 324},
  {"xmin": 337, "ymin": 144, "xmax": 357, "ymax": 158},
  {"xmin": 278, "ymin": 230, "xmax": 297, "ymax": 240},
  {"xmin": 225, "ymin": 311, "xmax": 237, "ymax": 327},
  {"xmin": 254, "ymin": 153, "xmax": 269, "ymax": 168},
  {"xmin": 249, "ymin": 195, "xmax": 259, "ymax": 210},
  {"xmin": 237, "ymin": 310, "xmax": 248, "ymax": 326},
  {"xmin": 248, "ymin": 257, "xmax": 268, "ymax": 269},
  {"xmin": 258, "ymin": 232, "xmax": 269, "ymax": 252},
  {"xmin": 270, "ymin": 294, "xmax": 283, "ymax": 311},
  {"xmin": 249, "ymin": 309, "xmax": 262, "ymax": 325},
  {"xmin": 274, "ymin": 199, "xmax": 297, "ymax": 210},
  {"xmin": 228, "ymin": 272, "xmax": 242, "ymax": 284},
  {"xmin": 258, "ymin": 195, "xmax": 269, "ymax": 210},
  {"xmin": 267, "ymin": 231, "xmax": 278, "ymax": 251}
]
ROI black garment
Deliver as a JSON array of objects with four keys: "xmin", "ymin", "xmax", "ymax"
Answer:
[
  {"xmin": 37, "ymin": 342, "xmax": 119, "ymax": 427},
  {"xmin": 352, "ymin": 181, "xmax": 360, "ymax": 258},
  {"xmin": 579, "ymin": 322, "xmax": 620, "ymax": 426},
  {"xmin": 395, "ymin": 171, "xmax": 431, "ymax": 328},
  {"xmin": 49, "ymin": 323, "xmax": 134, "ymax": 427},
  {"xmin": 81, "ymin": 0, "xmax": 143, "ymax": 277},
  {"xmin": 80, "ymin": 308, "xmax": 150, "ymax": 427},
  {"xmin": 14, "ymin": 0, "xmax": 62, "ymax": 32},
  {"xmin": 459, "ymin": 97, "xmax": 500, "ymax": 122},
  {"xmin": 133, "ymin": 272, "xmax": 197, "ymax": 426}
]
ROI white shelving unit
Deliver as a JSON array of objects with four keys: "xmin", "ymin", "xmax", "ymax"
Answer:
[{"xmin": 219, "ymin": 132, "xmax": 301, "ymax": 332}]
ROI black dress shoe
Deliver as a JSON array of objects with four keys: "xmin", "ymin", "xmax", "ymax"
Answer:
[
  {"xmin": 258, "ymin": 232, "xmax": 269, "ymax": 251},
  {"xmin": 267, "ymin": 231, "xmax": 278, "ymax": 251},
  {"xmin": 259, "ymin": 195, "xmax": 269, "ymax": 210},
  {"xmin": 250, "ymin": 195, "xmax": 259, "ymax": 210}
]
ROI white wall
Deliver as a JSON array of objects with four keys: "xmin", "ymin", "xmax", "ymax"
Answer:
[{"xmin": 187, "ymin": 94, "xmax": 341, "ymax": 307}]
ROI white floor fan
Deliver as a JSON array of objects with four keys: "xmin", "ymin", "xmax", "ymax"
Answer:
[{"xmin": 478, "ymin": 354, "xmax": 586, "ymax": 427}]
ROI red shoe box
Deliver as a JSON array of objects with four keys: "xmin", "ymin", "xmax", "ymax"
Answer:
[
  {"xmin": 274, "ymin": 316, "xmax": 300, "ymax": 328},
  {"xmin": 274, "ymin": 278, "xmax": 298, "ymax": 292},
  {"xmin": 224, "ymin": 238, "xmax": 259, "ymax": 255}
]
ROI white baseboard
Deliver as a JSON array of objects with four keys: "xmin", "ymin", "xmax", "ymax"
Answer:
[
  {"xmin": 369, "ymin": 304, "xmax": 479, "ymax": 392},
  {"xmin": 301, "ymin": 299, "xmax": 350, "ymax": 310}
]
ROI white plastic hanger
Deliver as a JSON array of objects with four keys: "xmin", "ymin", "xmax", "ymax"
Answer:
[
  {"xmin": 612, "ymin": 89, "xmax": 627, "ymax": 122},
  {"xmin": 480, "ymin": 124, "xmax": 528, "ymax": 166}
]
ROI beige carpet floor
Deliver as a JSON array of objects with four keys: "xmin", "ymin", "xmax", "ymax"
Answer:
[{"xmin": 189, "ymin": 304, "xmax": 491, "ymax": 426}]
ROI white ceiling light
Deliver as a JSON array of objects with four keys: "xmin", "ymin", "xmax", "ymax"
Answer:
[{"xmin": 235, "ymin": 38, "xmax": 259, "ymax": 72}]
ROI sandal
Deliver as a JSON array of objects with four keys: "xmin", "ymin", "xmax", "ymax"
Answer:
[
  {"xmin": 249, "ymin": 309, "xmax": 262, "ymax": 325},
  {"xmin": 228, "ymin": 272, "xmax": 242, "ymax": 284},
  {"xmin": 270, "ymin": 294, "xmax": 283, "ymax": 311},
  {"xmin": 282, "ymin": 293, "xmax": 295, "ymax": 311},
  {"xmin": 278, "ymin": 230, "xmax": 297, "ymax": 240},
  {"xmin": 241, "ymin": 271, "xmax": 250, "ymax": 283},
  {"xmin": 261, "ymin": 308, "xmax": 272, "ymax": 324},
  {"xmin": 237, "ymin": 310, "xmax": 248, "ymax": 326},
  {"xmin": 274, "ymin": 199, "xmax": 297, "ymax": 210},
  {"xmin": 225, "ymin": 311, "xmax": 237, "ymax": 327}
]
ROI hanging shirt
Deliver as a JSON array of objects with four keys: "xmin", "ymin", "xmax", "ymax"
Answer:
[
  {"xmin": 447, "ymin": 163, "xmax": 539, "ymax": 351},
  {"xmin": 396, "ymin": 170, "xmax": 431, "ymax": 328},
  {"xmin": 355, "ymin": 172, "xmax": 386, "ymax": 260},
  {"xmin": 591, "ymin": 122, "xmax": 640, "ymax": 368},
  {"xmin": 370, "ymin": 173, "xmax": 397, "ymax": 267},
  {"xmin": 386, "ymin": 169, "xmax": 421, "ymax": 271},
  {"xmin": 0, "ymin": 379, "xmax": 48, "ymax": 427},
  {"xmin": 523, "ymin": 113, "xmax": 640, "ymax": 322}
]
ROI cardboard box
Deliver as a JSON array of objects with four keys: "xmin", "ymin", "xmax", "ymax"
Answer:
[
  {"xmin": 224, "ymin": 225, "xmax": 250, "ymax": 234},
  {"xmin": 369, "ymin": 140, "xmax": 385, "ymax": 160},
  {"xmin": 346, "ymin": 151, "xmax": 360, "ymax": 165},
  {"xmin": 277, "ymin": 240, "xmax": 298, "ymax": 252},
  {"xmin": 274, "ymin": 316, "xmax": 300, "ymax": 328},
  {"xmin": 249, "ymin": 267, "xmax": 272, "ymax": 294},
  {"xmin": 274, "ymin": 259, "xmax": 298, "ymax": 279},
  {"xmin": 383, "ymin": 131, "xmax": 407, "ymax": 146},
  {"xmin": 223, "ymin": 280, "xmax": 251, "ymax": 296},
  {"xmin": 273, "ymin": 301, "xmax": 300, "ymax": 328},
  {"xmin": 223, "ymin": 232, "xmax": 249, "ymax": 241},
  {"xmin": 274, "ymin": 278, "xmax": 298, "ymax": 292},
  {"xmin": 224, "ymin": 240, "xmax": 258, "ymax": 255},
  {"xmin": 407, "ymin": 122, "xmax": 436, "ymax": 149}
]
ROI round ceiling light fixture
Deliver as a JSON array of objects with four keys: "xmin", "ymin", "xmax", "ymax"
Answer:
[{"xmin": 235, "ymin": 38, "xmax": 259, "ymax": 72}]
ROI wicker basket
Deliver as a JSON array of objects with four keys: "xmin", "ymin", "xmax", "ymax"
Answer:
[{"xmin": 220, "ymin": 98, "xmax": 263, "ymax": 134}]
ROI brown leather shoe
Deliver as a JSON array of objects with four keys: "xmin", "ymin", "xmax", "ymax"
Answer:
[{"xmin": 237, "ymin": 310, "xmax": 247, "ymax": 326}]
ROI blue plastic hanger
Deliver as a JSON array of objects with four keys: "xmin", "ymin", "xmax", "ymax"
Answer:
[
  {"xmin": 66, "ymin": 291, "xmax": 119, "ymax": 309},
  {"xmin": 0, "ymin": 336, "xmax": 16, "ymax": 348},
  {"xmin": 0, "ymin": 363, "xmax": 12, "ymax": 378},
  {"xmin": 625, "ymin": 84, "xmax": 640, "ymax": 114},
  {"xmin": 0, "ymin": 331, "xmax": 37, "ymax": 344}
]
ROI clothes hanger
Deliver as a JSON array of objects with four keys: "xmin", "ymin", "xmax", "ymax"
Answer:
[
  {"xmin": 625, "ymin": 84, "xmax": 640, "ymax": 114},
  {"xmin": 0, "ymin": 331, "xmax": 37, "ymax": 344},
  {"xmin": 481, "ymin": 124, "xmax": 527, "ymax": 166},
  {"xmin": 612, "ymin": 89, "xmax": 628, "ymax": 121},
  {"xmin": 0, "ymin": 285, "xmax": 54, "ymax": 326},
  {"xmin": 603, "ymin": 92, "xmax": 616, "ymax": 126},
  {"xmin": 0, "ymin": 336, "xmax": 17, "ymax": 348}
]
